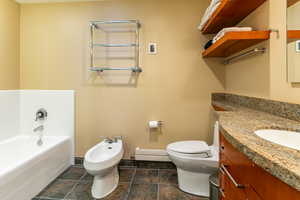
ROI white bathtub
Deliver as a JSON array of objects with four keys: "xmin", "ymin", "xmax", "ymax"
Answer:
[{"xmin": 0, "ymin": 135, "xmax": 73, "ymax": 200}]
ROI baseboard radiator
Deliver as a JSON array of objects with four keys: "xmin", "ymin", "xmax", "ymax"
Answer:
[{"xmin": 135, "ymin": 148, "xmax": 171, "ymax": 162}]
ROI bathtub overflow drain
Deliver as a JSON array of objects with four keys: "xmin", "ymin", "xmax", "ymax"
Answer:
[{"xmin": 108, "ymin": 147, "xmax": 112, "ymax": 149}]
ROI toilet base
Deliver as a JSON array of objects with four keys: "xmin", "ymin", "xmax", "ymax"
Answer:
[
  {"xmin": 91, "ymin": 166, "xmax": 119, "ymax": 199},
  {"xmin": 177, "ymin": 168, "xmax": 211, "ymax": 197}
]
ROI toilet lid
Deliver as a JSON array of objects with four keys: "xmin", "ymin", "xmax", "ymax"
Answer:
[{"xmin": 167, "ymin": 141, "xmax": 210, "ymax": 154}]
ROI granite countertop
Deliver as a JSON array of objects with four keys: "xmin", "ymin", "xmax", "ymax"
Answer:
[{"xmin": 213, "ymin": 100, "xmax": 300, "ymax": 191}]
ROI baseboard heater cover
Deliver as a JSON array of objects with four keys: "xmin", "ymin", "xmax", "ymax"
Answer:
[{"xmin": 135, "ymin": 147, "xmax": 171, "ymax": 162}]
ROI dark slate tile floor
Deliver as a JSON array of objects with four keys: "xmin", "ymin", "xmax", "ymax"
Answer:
[{"xmin": 33, "ymin": 161, "xmax": 208, "ymax": 200}]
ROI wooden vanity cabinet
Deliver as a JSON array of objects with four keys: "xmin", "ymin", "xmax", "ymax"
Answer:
[
  {"xmin": 212, "ymin": 104, "xmax": 227, "ymax": 111},
  {"xmin": 219, "ymin": 133, "xmax": 300, "ymax": 200}
]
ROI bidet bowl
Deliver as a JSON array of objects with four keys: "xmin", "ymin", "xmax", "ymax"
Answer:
[{"xmin": 84, "ymin": 139, "xmax": 124, "ymax": 199}]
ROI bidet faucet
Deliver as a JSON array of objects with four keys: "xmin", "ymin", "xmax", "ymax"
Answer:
[
  {"xmin": 101, "ymin": 136, "xmax": 121, "ymax": 144},
  {"xmin": 103, "ymin": 137, "xmax": 115, "ymax": 144}
]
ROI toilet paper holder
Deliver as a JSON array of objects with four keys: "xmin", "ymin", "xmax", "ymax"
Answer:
[{"xmin": 148, "ymin": 120, "xmax": 163, "ymax": 128}]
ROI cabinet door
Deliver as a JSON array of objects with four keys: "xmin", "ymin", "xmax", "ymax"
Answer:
[{"xmin": 244, "ymin": 185, "xmax": 262, "ymax": 200}]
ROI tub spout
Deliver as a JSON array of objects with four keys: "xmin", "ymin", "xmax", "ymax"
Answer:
[
  {"xmin": 33, "ymin": 125, "xmax": 44, "ymax": 146},
  {"xmin": 33, "ymin": 125, "xmax": 44, "ymax": 132}
]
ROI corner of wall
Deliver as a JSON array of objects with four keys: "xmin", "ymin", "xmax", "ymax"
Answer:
[{"xmin": 268, "ymin": 0, "xmax": 300, "ymax": 104}]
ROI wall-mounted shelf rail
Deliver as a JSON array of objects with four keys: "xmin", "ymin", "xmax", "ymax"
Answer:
[
  {"xmin": 90, "ymin": 67, "xmax": 142, "ymax": 72},
  {"xmin": 93, "ymin": 43, "xmax": 138, "ymax": 47},
  {"xmin": 201, "ymin": 0, "xmax": 267, "ymax": 34},
  {"xmin": 89, "ymin": 20, "xmax": 141, "ymax": 73},
  {"xmin": 202, "ymin": 31, "xmax": 270, "ymax": 58},
  {"xmin": 92, "ymin": 20, "xmax": 139, "ymax": 24},
  {"xmin": 224, "ymin": 48, "xmax": 266, "ymax": 64}
]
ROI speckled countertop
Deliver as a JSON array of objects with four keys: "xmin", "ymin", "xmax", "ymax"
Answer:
[{"xmin": 213, "ymin": 100, "xmax": 300, "ymax": 191}]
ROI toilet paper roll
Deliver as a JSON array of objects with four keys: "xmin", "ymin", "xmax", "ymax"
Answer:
[{"xmin": 148, "ymin": 121, "xmax": 160, "ymax": 128}]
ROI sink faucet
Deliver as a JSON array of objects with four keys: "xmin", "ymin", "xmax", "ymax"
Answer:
[{"xmin": 33, "ymin": 125, "xmax": 44, "ymax": 132}]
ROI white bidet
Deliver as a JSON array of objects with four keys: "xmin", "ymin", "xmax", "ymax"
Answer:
[{"xmin": 84, "ymin": 138, "xmax": 124, "ymax": 199}]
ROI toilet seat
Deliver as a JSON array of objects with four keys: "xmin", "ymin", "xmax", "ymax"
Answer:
[{"xmin": 167, "ymin": 141, "xmax": 212, "ymax": 158}]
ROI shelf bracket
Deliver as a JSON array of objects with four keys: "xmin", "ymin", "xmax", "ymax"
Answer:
[{"xmin": 269, "ymin": 29, "xmax": 280, "ymax": 38}]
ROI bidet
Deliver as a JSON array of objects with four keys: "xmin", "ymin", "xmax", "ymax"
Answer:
[{"xmin": 84, "ymin": 138, "xmax": 124, "ymax": 199}]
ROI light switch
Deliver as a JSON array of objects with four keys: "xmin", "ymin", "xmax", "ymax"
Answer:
[{"xmin": 148, "ymin": 43, "xmax": 157, "ymax": 54}]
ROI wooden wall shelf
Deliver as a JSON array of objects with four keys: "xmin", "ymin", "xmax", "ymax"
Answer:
[
  {"xmin": 202, "ymin": 31, "xmax": 270, "ymax": 58},
  {"xmin": 288, "ymin": 30, "xmax": 300, "ymax": 39},
  {"xmin": 201, "ymin": 0, "xmax": 266, "ymax": 34},
  {"xmin": 288, "ymin": 30, "xmax": 300, "ymax": 43},
  {"xmin": 288, "ymin": 0, "xmax": 300, "ymax": 7}
]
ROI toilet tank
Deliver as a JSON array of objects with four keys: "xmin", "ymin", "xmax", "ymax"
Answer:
[
  {"xmin": 209, "ymin": 108, "xmax": 219, "ymax": 150},
  {"xmin": 212, "ymin": 121, "xmax": 219, "ymax": 149}
]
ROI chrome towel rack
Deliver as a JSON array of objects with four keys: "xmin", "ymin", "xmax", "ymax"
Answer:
[
  {"xmin": 90, "ymin": 67, "xmax": 142, "ymax": 73},
  {"xmin": 224, "ymin": 48, "xmax": 266, "ymax": 65},
  {"xmin": 89, "ymin": 20, "xmax": 142, "ymax": 73}
]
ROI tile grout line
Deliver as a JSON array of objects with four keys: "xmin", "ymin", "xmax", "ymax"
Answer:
[
  {"xmin": 36, "ymin": 197, "xmax": 62, "ymax": 200},
  {"xmin": 124, "ymin": 167, "xmax": 137, "ymax": 200},
  {"xmin": 62, "ymin": 171, "xmax": 87, "ymax": 200},
  {"xmin": 157, "ymin": 168, "xmax": 160, "ymax": 200}
]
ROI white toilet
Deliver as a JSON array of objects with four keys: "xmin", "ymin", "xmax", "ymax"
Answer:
[
  {"xmin": 84, "ymin": 138, "xmax": 124, "ymax": 199},
  {"xmin": 166, "ymin": 122, "xmax": 219, "ymax": 197}
]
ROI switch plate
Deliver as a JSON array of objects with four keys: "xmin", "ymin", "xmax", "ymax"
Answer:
[
  {"xmin": 148, "ymin": 43, "xmax": 157, "ymax": 54},
  {"xmin": 296, "ymin": 40, "xmax": 300, "ymax": 52}
]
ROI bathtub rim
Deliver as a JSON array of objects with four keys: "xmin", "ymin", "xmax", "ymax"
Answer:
[{"xmin": 0, "ymin": 135, "xmax": 72, "ymax": 180}]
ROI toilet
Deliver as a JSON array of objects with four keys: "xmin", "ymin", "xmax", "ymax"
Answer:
[
  {"xmin": 84, "ymin": 138, "xmax": 124, "ymax": 199},
  {"xmin": 166, "ymin": 121, "xmax": 219, "ymax": 197}
]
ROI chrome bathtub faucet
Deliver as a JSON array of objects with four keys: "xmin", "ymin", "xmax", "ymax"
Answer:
[
  {"xmin": 35, "ymin": 108, "xmax": 48, "ymax": 121},
  {"xmin": 33, "ymin": 125, "xmax": 44, "ymax": 146},
  {"xmin": 33, "ymin": 125, "xmax": 44, "ymax": 132}
]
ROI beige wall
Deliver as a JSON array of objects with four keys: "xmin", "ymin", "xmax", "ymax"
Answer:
[
  {"xmin": 225, "ymin": 0, "xmax": 300, "ymax": 104},
  {"xmin": 20, "ymin": 0, "xmax": 225, "ymax": 157},
  {"xmin": 287, "ymin": 2, "xmax": 300, "ymax": 83},
  {"xmin": 0, "ymin": 0, "xmax": 20, "ymax": 89},
  {"xmin": 225, "ymin": 2, "xmax": 271, "ymax": 98},
  {"xmin": 19, "ymin": 0, "xmax": 299, "ymax": 159},
  {"xmin": 269, "ymin": 0, "xmax": 300, "ymax": 104}
]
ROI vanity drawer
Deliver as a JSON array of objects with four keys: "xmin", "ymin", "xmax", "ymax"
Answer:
[
  {"xmin": 219, "ymin": 163, "xmax": 246, "ymax": 200},
  {"xmin": 220, "ymin": 154, "xmax": 263, "ymax": 199}
]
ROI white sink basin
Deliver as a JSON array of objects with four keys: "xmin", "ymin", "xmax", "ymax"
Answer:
[{"xmin": 255, "ymin": 129, "xmax": 300, "ymax": 151}]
